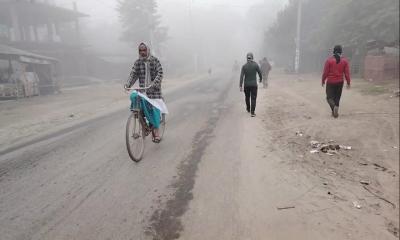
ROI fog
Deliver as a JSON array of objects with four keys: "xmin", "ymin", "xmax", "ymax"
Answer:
[
  {"xmin": 0, "ymin": 2, "xmax": 398, "ymax": 237},
  {"xmin": 158, "ymin": 0, "xmax": 288, "ymax": 72},
  {"xmin": 1, "ymin": 0, "xmax": 397, "ymax": 79},
  {"xmin": 50, "ymin": 0, "xmax": 288, "ymax": 75}
]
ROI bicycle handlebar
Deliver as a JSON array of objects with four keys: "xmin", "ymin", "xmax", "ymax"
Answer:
[{"xmin": 124, "ymin": 85, "xmax": 152, "ymax": 91}]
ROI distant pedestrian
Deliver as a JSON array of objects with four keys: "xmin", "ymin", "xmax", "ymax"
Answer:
[
  {"xmin": 260, "ymin": 57, "xmax": 272, "ymax": 88},
  {"xmin": 240, "ymin": 52, "xmax": 262, "ymax": 117},
  {"xmin": 232, "ymin": 60, "xmax": 240, "ymax": 73},
  {"xmin": 321, "ymin": 45, "xmax": 351, "ymax": 118}
]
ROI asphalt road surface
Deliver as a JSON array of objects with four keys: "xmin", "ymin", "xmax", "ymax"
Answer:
[
  {"xmin": 0, "ymin": 72, "xmax": 238, "ymax": 240},
  {"xmin": 1, "ymin": 71, "xmax": 398, "ymax": 240}
]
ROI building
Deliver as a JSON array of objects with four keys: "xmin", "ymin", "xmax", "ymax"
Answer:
[
  {"xmin": 0, "ymin": 0, "xmax": 89, "ymax": 76},
  {"xmin": 0, "ymin": 43, "xmax": 58, "ymax": 98},
  {"xmin": 364, "ymin": 46, "xmax": 399, "ymax": 82}
]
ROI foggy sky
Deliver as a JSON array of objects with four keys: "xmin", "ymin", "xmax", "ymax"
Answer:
[
  {"xmin": 55, "ymin": 0, "xmax": 288, "ymax": 24},
  {"xmin": 53, "ymin": 0, "xmax": 288, "ymax": 70}
]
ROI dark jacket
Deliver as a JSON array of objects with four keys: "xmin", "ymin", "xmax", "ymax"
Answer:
[{"xmin": 240, "ymin": 61, "xmax": 262, "ymax": 87}]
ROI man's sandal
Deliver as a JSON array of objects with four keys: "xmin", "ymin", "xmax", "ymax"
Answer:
[
  {"xmin": 151, "ymin": 129, "xmax": 161, "ymax": 143},
  {"xmin": 152, "ymin": 137, "xmax": 161, "ymax": 143}
]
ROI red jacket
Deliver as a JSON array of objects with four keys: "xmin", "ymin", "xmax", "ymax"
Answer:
[{"xmin": 322, "ymin": 56, "xmax": 351, "ymax": 85}]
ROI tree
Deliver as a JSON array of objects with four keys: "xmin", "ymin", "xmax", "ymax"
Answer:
[
  {"xmin": 246, "ymin": 0, "xmax": 289, "ymax": 57},
  {"xmin": 117, "ymin": 0, "xmax": 168, "ymax": 55},
  {"xmin": 264, "ymin": 0, "xmax": 297, "ymax": 66},
  {"xmin": 264, "ymin": 0, "xmax": 399, "ymax": 68},
  {"xmin": 315, "ymin": 0, "xmax": 399, "ymax": 46}
]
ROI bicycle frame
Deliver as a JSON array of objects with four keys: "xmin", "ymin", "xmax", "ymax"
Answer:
[
  {"xmin": 125, "ymin": 85, "xmax": 166, "ymax": 161},
  {"xmin": 134, "ymin": 100, "xmax": 156, "ymax": 140},
  {"xmin": 126, "ymin": 86, "xmax": 154, "ymax": 136}
]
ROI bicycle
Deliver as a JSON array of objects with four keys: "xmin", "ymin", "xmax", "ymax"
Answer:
[{"xmin": 124, "ymin": 86, "xmax": 166, "ymax": 162}]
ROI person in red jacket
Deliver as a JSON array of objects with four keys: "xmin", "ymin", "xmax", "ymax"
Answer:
[{"xmin": 322, "ymin": 45, "xmax": 351, "ymax": 118}]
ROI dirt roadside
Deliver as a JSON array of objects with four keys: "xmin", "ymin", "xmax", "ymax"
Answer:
[
  {"xmin": 178, "ymin": 71, "xmax": 399, "ymax": 240},
  {"xmin": 0, "ymin": 75, "xmax": 202, "ymax": 153},
  {"xmin": 257, "ymin": 72, "xmax": 399, "ymax": 239}
]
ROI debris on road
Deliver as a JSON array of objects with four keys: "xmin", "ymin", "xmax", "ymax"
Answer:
[
  {"xmin": 360, "ymin": 180, "xmax": 370, "ymax": 185},
  {"xmin": 277, "ymin": 206, "xmax": 295, "ymax": 210},
  {"xmin": 363, "ymin": 185, "xmax": 396, "ymax": 209},
  {"xmin": 309, "ymin": 140, "xmax": 352, "ymax": 155},
  {"xmin": 373, "ymin": 163, "xmax": 387, "ymax": 172},
  {"xmin": 310, "ymin": 140, "xmax": 320, "ymax": 148},
  {"xmin": 296, "ymin": 131, "xmax": 304, "ymax": 136},
  {"xmin": 320, "ymin": 144, "xmax": 340, "ymax": 153},
  {"xmin": 340, "ymin": 145, "xmax": 352, "ymax": 150},
  {"xmin": 352, "ymin": 201, "xmax": 362, "ymax": 209}
]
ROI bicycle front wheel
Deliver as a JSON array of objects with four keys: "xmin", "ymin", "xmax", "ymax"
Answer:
[
  {"xmin": 126, "ymin": 112, "xmax": 145, "ymax": 162},
  {"xmin": 159, "ymin": 113, "xmax": 166, "ymax": 141}
]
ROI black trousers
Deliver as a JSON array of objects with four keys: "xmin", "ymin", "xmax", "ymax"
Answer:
[
  {"xmin": 244, "ymin": 86, "xmax": 258, "ymax": 114},
  {"xmin": 326, "ymin": 82, "xmax": 344, "ymax": 111}
]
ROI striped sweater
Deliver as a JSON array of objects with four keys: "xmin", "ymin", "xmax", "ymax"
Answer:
[{"xmin": 127, "ymin": 56, "xmax": 163, "ymax": 99}]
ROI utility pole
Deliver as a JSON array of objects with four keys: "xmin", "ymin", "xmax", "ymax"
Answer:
[
  {"xmin": 294, "ymin": 0, "xmax": 302, "ymax": 74},
  {"xmin": 189, "ymin": 0, "xmax": 198, "ymax": 74},
  {"xmin": 73, "ymin": 2, "xmax": 81, "ymax": 43}
]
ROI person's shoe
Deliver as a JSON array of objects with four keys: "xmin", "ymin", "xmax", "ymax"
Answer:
[
  {"xmin": 327, "ymin": 99, "xmax": 335, "ymax": 111},
  {"xmin": 333, "ymin": 106, "xmax": 339, "ymax": 118},
  {"xmin": 246, "ymin": 107, "xmax": 250, "ymax": 113},
  {"xmin": 152, "ymin": 136, "xmax": 161, "ymax": 143},
  {"xmin": 251, "ymin": 113, "xmax": 256, "ymax": 117}
]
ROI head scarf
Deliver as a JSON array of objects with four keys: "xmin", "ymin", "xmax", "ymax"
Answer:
[
  {"xmin": 333, "ymin": 45, "xmax": 342, "ymax": 64},
  {"xmin": 138, "ymin": 42, "xmax": 152, "ymax": 86},
  {"xmin": 138, "ymin": 42, "xmax": 151, "ymax": 60}
]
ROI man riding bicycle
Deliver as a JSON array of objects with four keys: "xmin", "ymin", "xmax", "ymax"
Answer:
[{"xmin": 125, "ymin": 42, "xmax": 164, "ymax": 143}]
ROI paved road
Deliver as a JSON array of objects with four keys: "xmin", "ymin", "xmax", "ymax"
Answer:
[
  {"xmin": 1, "ymin": 72, "xmax": 398, "ymax": 240},
  {"xmin": 0, "ymin": 72, "xmax": 236, "ymax": 240}
]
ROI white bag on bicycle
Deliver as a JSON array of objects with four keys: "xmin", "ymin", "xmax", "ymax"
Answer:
[{"xmin": 135, "ymin": 91, "xmax": 169, "ymax": 114}]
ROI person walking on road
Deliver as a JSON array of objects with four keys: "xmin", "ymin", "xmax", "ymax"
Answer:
[
  {"xmin": 240, "ymin": 52, "xmax": 262, "ymax": 117},
  {"xmin": 322, "ymin": 45, "xmax": 351, "ymax": 118},
  {"xmin": 260, "ymin": 57, "xmax": 272, "ymax": 88}
]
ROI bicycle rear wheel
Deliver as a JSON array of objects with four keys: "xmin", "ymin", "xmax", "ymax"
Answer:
[{"xmin": 126, "ymin": 112, "xmax": 145, "ymax": 162}]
